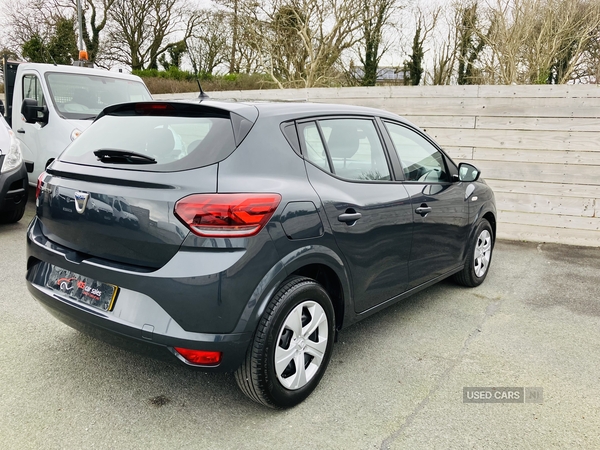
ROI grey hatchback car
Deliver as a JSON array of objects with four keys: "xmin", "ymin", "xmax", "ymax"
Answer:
[{"xmin": 26, "ymin": 100, "xmax": 496, "ymax": 408}]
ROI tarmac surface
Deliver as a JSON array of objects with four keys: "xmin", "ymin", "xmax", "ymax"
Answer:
[{"xmin": 1, "ymin": 191, "xmax": 599, "ymax": 449}]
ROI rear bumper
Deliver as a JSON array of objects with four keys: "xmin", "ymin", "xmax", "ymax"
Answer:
[
  {"xmin": 26, "ymin": 217, "xmax": 255, "ymax": 372},
  {"xmin": 0, "ymin": 162, "xmax": 28, "ymax": 213},
  {"xmin": 26, "ymin": 280, "xmax": 251, "ymax": 371}
]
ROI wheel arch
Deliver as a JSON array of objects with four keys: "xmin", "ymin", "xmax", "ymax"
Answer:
[
  {"xmin": 236, "ymin": 245, "xmax": 352, "ymax": 336},
  {"xmin": 289, "ymin": 263, "xmax": 345, "ymax": 331},
  {"xmin": 482, "ymin": 210, "xmax": 496, "ymax": 241}
]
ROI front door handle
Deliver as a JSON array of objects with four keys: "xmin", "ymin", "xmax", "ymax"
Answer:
[
  {"xmin": 415, "ymin": 205, "xmax": 432, "ymax": 216},
  {"xmin": 17, "ymin": 128, "xmax": 25, "ymax": 134},
  {"xmin": 338, "ymin": 212, "xmax": 362, "ymax": 224}
]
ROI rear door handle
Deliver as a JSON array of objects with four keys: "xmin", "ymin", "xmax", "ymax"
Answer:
[
  {"xmin": 338, "ymin": 212, "xmax": 362, "ymax": 223},
  {"xmin": 415, "ymin": 206, "xmax": 432, "ymax": 216},
  {"xmin": 17, "ymin": 128, "xmax": 25, "ymax": 134}
]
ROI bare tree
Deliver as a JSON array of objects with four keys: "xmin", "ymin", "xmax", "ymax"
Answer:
[
  {"xmin": 79, "ymin": 0, "xmax": 115, "ymax": 64},
  {"xmin": 429, "ymin": 4, "xmax": 461, "ymax": 85},
  {"xmin": 243, "ymin": 0, "xmax": 365, "ymax": 87},
  {"xmin": 478, "ymin": 0, "xmax": 600, "ymax": 84},
  {"xmin": 581, "ymin": 25, "xmax": 600, "ymax": 82},
  {"xmin": 212, "ymin": 0, "xmax": 245, "ymax": 74},
  {"xmin": 405, "ymin": 6, "xmax": 439, "ymax": 85},
  {"xmin": 187, "ymin": 9, "xmax": 229, "ymax": 75},
  {"xmin": 359, "ymin": 0, "xmax": 399, "ymax": 86},
  {"xmin": 456, "ymin": 1, "xmax": 487, "ymax": 85},
  {"xmin": 107, "ymin": 0, "xmax": 199, "ymax": 70},
  {"xmin": 51, "ymin": 0, "xmax": 115, "ymax": 64},
  {"xmin": 0, "ymin": 0, "xmax": 68, "ymax": 56},
  {"xmin": 539, "ymin": 0, "xmax": 600, "ymax": 83}
]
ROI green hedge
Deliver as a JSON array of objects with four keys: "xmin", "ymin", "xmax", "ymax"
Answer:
[
  {"xmin": 133, "ymin": 68, "xmax": 270, "ymax": 83},
  {"xmin": 133, "ymin": 67, "xmax": 197, "ymax": 81},
  {"xmin": 135, "ymin": 69, "xmax": 275, "ymax": 93}
]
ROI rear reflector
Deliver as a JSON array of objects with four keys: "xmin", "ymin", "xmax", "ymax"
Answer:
[
  {"xmin": 174, "ymin": 193, "xmax": 281, "ymax": 238},
  {"xmin": 174, "ymin": 347, "xmax": 222, "ymax": 366}
]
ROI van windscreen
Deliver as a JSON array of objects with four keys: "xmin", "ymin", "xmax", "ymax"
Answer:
[{"xmin": 46, "ymin": 72, "xmax": 152, "ymax": 120}]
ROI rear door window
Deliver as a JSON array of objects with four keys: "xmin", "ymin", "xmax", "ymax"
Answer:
[
  {"xmin": 299, "ymin": 118, "xmax": 391, "ymax": 182},
  {"xmin": 300, "ymin": 122, "xmax": 331, "ymax": 172}
]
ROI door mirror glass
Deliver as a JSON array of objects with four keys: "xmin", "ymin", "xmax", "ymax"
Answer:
[
  {"xmin": 21, "ymin": 98, "xmax": 48, "ymax": 125},
  {"xmin": 458, "ymin": 163, "xmax": 480, "ymax": 182},
  {"xmin": 0, "ymin": 99, "xmax": 4, "ymax": 116}
]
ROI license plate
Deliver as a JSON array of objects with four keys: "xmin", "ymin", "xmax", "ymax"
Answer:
[{"xmin": 45, "ymin": 265, "xmax": 119, "ymax": 312}]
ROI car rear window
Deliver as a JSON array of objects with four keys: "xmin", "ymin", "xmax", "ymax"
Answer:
[{"xmin": 58, "ymin": 113, "xmax": 237, "ymax": 172}]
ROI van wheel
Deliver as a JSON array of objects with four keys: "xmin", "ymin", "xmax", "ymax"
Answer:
[
  {"xmin": 453, "ymin": 219, "xmax": 494, "ymax": 287},
  {"xmin": 0, "ymin": 202, "xmax": 26, "ymax": 223},
  {"xmin": 235, "ymin": 276, "xmax": 335, "ymax": 408}
]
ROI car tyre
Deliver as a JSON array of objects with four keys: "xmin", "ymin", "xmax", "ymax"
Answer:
[
  {"xmin": 0, "ymin": 202, "xmax": 26, "ymax": 223},
  {"xmin": 235, "ymin": 276, "xmax": 335, "ymax": 408},
  {"xmin": 453, "ymin": 219, "xmax": 494, "ymax": 287}
]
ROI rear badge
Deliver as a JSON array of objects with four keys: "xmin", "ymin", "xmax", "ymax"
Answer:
[{"xmin": 74, "ymin": 192, "xmax": 90, "ymax": 214}]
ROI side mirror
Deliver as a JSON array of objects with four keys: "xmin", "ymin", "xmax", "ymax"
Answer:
[
  {"xmin": 21, "ymin": 98, "xmax": 49, "ymax": 125},
  {"xmin": 0, "ymin": 99, "xmax": 4, "ymax": 116},
  {"xmin": 458, "ymin": 162, "xmax": 481, "ymax": 182}
]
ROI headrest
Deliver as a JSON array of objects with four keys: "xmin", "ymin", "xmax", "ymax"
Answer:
[
  {"xmin": 326, "ymin": 123, "xmax": 359, "ymax": 159},
  {"xmin": 147, "ymin": 127, "xmax": 175, "ymax": 156}
]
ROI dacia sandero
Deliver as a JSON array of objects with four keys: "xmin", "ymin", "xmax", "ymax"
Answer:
[{"xmin": 26, "ymin": 101, "xmax": 496, "ymax": 408}]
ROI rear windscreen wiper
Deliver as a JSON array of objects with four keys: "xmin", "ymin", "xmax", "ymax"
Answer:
[{"xmin": 94, "ymin": 149, "xmax": 157, "ymax": 164}]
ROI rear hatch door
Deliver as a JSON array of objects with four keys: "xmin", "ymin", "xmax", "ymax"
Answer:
[{"xmin": 37, "ymin": 101, "xmax": 257, "ymax": 269}]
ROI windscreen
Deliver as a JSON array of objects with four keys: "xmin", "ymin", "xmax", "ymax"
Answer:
[
  {"xmin": 45, "ymin": 73, "xmax": 152, "ymax": 120},
  {"xmin": 58, "ymin": 114, "xmax": 237, "ymax": 172}
]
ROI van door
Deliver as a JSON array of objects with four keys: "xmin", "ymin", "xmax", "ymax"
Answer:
[{"xmin": 13, "ymin": 71, "xmax": 51, "ymax": 183}]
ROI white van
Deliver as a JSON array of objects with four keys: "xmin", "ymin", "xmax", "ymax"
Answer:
[{"xmin": 3, "ymin": 62, "xmax": 152, "ymax": 185}]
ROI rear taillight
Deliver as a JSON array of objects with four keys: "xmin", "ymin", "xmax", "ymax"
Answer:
[
  {"xmin": 174, "ymin": 193, "xmax": 281, "ymax": 238},
  {"xmin": 36, "ymin": 171, "xmax": 46, "ymax": 199}
]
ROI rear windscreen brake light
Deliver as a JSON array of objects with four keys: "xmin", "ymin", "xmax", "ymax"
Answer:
[
  {"xmin": 174, "ymin": 193, "xmax": 281, "ymax": 238},
  {"xmin": 134, "ymin": 102, "xmax": 175, "ymax": 115}
]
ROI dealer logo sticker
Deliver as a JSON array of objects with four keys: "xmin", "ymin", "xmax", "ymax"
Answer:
[{"xmin": 74, "ymin": 192, "xmax": 89, "ymax": 214}]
